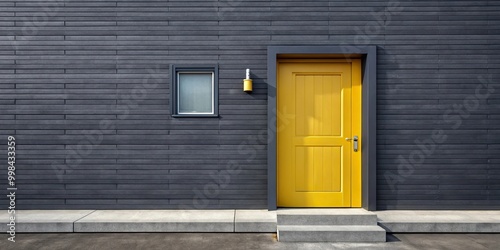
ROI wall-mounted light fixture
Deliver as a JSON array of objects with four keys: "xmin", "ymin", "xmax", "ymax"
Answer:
[{"xmin": 243, "ymin": 68, "xmax": 253, "ymax": 92}]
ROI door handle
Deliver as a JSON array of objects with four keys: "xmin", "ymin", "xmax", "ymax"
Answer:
[{"xmin": 345, "ymin": 136, "xmax": 359, "ymax": 152}]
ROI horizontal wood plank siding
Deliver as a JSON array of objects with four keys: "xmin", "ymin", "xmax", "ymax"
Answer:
[{"xmin": 0, "ymin": 0, "xmax": 498, "ymax": 209}]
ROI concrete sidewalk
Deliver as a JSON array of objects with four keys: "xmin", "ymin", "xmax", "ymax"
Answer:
[
  {"xmin": 376, "ymin": 210, "xmax": 500, "ymax": 233},
  {"xmin": 1, "ymin": 210, "xmax": 277, "ymax": 233},
  {"xmin": 3, "ymin": 210, "xmax": 500, "ymax": 233}
]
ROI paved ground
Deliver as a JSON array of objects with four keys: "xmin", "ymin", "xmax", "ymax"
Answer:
[{"xmin": 1, "ymin": 233, "xmax": 499, "ymax": 250}]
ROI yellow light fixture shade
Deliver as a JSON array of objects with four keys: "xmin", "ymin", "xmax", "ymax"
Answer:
[{"xmin": 244, "ymin": 79, "xmax": 253, "ymax": 92}]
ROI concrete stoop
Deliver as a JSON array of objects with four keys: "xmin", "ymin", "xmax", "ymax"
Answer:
[{"xmin": 276, "ymin": 209, "xmax": 386, "ymax": 242}]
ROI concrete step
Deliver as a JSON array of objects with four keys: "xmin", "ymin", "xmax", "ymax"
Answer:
[
  {"xmin": 277, "ymin": 209, "xmax": 377, "ymax": 225},
  {"xmin": 277, "ymin": 225, "xmax": 386, "ymax": 242}
]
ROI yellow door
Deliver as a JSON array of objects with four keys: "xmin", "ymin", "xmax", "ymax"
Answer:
[{"xmin": 277, "ymin": 59, "xmax": 361, "ymax": 207}]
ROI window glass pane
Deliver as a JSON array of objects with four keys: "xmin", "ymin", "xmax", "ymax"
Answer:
[{"xmin": 178, "ymin": 73, "xmax": 213, "ymax": 114}]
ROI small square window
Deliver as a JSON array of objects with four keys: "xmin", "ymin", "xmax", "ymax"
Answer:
[
  {"xmin": 178, "ymin": 72, "xmax": 213, "ymax": 114},
  {"xmin": 171, "ymin": 65, "xmax": 218, "ymax": 117}
]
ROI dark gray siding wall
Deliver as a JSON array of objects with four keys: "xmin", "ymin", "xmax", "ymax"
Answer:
[{"xmin": 0, "ymin": 1, "xmax": 498, "ymax": 210}]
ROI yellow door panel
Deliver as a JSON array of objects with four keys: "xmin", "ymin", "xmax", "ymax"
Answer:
[
  {"xmin": 295, "ymin": 74, "xmax": 342, "ymax": 136},
  {"xmin": 277, "ymin": 59, "xmax": 361, "ymax": 207},
  {"xmin": 294, "ymin": 146, "xmax": 341, "ymax": 192}
]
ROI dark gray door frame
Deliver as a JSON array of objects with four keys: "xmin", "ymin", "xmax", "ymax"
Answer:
[{"xmin": 267, "ymin": 46, "xmax": 377, "ymax": 211}]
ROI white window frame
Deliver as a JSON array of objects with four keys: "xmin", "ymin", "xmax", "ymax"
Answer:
[{"xmin": 176, "ymin": 72, "xmax": 215, "ymax": 115}]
